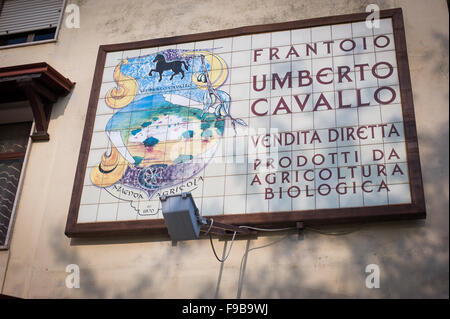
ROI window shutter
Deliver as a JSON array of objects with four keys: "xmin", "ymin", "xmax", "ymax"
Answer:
[{"xmin": 0, "ymin": 0, "xmax": 64, "ymax": 36}]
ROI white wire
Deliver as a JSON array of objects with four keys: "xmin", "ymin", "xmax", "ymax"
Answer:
[
  {"xmin": 204, "ymin": 218, "xmax": 214, "ymax": 236},
  {"xmin": 238, "ymin": 225, "xmax": 296, "ymax": 232},
  {"xmin": 209, "ymin": 231, "xmax": 237, "ymax": 263}
]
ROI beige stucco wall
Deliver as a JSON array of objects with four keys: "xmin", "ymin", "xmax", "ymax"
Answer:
[{"xmin": 0, "ymin": 0, "xmax": 448, "ymax": 298}]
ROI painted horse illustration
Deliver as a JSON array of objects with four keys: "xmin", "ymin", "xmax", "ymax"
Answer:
[{"xmin": 149, "ymin": 54, "xmax": 189, "ymax": 81}]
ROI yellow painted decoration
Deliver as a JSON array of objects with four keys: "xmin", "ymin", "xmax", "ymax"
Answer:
[
  {"xmin": 105, "ymin": 59, "xmax": 138, "ymax": 108},
  {"xmin": 182, "ymin": 51, "xmax": 228, "ymax": 90},
  {"xmin": 90, "ymin": 146, "xmax": 128, "ymax": 187}
]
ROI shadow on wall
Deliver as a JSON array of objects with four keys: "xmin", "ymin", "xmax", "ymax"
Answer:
[{"xmin": 46, "ymin": 28, "xmax": 448, "ymax": 300}]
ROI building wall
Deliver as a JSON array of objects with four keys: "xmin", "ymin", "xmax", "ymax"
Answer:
[{"xmin": 0, "ymin": 0, "xmax": 448, "ymax": 298}]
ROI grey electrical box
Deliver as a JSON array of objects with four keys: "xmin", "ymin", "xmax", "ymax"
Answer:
[{"xmin": 160, "ymin": 193, "xmax": 202, "ymax": 241}]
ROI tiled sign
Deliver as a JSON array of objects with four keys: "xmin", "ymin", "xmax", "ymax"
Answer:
[{"xmin": 66, "ymin": 9, "xmax": 425, "ymax": 237}]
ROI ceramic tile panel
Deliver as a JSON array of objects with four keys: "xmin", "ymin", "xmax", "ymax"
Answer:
[{"xmin": 77, "ymin": 15, "xmax": 413, "ymax": 228}]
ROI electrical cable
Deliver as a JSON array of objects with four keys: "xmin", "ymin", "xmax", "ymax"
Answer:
[
  {"xmin": 305, "ymin": 225, "xmax": 363, "ymax": 236},
  {"xmin": 209, "ymin": 231, "xmax": 237, "ymax": 263},
  {"xmin": 204, "ymin": 218, "xmax": 214, "ymax": 236},
  {"xmin": 238, "ymin": 225, "xmax": 296, "ymax": 232}
]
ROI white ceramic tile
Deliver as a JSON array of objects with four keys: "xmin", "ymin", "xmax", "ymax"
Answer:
[
  {"xmin": 225, "ymin": 175, "xmax": 247, "ymax": 195},
  {"xmin": 315, "ymin": 41, "xmax": 333, "ymax": 57},
  {"xmin": 213, "ymin": 37, "xmax": 233, "ymax": 53},
  {"xmin": 96, "ymin": 203, "xmax": 118, "ymax": 221},
  {"xmin": 286, "ymin": 44, "xmax": 303, "ymax": 60},
  {"xmin": 333, "ymin": 54, "xmax": 355, "ymax": 71},
  {"xmin": 315, "ymin": 168, "xmax": 339, "ymax": 190},
  {"xmin": 271, "ymin": 79, "xmax": 292, "ymax": 98},
  {"xmin": 314, "ymin": 128, "xmax": 337, "ymax": 149},
  {"xmin": 386, "ymin": 162, "xmax": 409, "ymax": 185},
  {"xmin": 122, "ymin": 49, "xmax": 141, "ymax": 60},
  {"xmin": 312, "ymin": 57, "xmax": 333, "ymax": 75},
  {"xmin": 232, "ymin": 50, "xmax": 251, "ymax": 68},
  {"xmin": 105, "ymin": 51, "xmax": 123, "ymax": 67},
  {"xmin": 353, "ymin": 36, "xmax": 375, "ymax": 54},
  {"xmin": 312, "ymin": 25, "xmax": 332, "ymax": 42},
  {"xmin": 249, "ymin": 114, "xmax": 271, "ymax": 129},
  {"xmin": 246, "ymin": 172, "xmax": 267, "ymax": 194},
  {"xmin": 291, "ymin": 93, "xmax": 313, "ymax": 113},
  {"xmin": 336, "ymin": 145, "xmax": 360, "ymax": 166},
  {"xmin": 268, "ymin": 192, "xmax": 292, "ymax": 212},
  {"xmin": 334, "ymin": 71, "xmax": 356, "ymax": 91},
  {"xmin": 363, "ymin": 184, "xmax": 388, "ymax": 206},
  {"xmin": 224, "ymin": 195, "xmax": 246, "ymax": 214},
  {"xmin": 312, "ymin": 77, "xmax": 334, "ymax": 93},
  {"xmin": 230, "ymin": 66, "xmax": 251, "ymax": 84},
  {"xmin": 313, "ymin": 91, "xmax": 334, "ymax": 111},
  {"xmin": 332, "ymin": 23, "xmax": 352, "ymax": 40},
  {"xmin": 360, "ymin": 144, "xmax": 386, "ymax": 165},
  {"xmin": 202, "ymin": 176, "xmax": 225, "ymax": 196},
  {"xmin": 225, "ymin": 155, "xmax": 248, "ymax": 175},
  {"xmin": 316, "ymin": 189, "xmax": 339, "ymax": 209},
  {"xmin": 358, "ymin": 105, "xmax": 381, "ymax": 125},
  {"xmin": 384, "ymin": 142, "xmax": 407, "ymax": 163},
  {"xmin": 375, "ymin": 85, "xmax": 400, "ymax": 105},
  {"xmin": 140, "ymin": 47, "xmax": 159, "ymax": 56},
  {"xmin": 229, "ymin": 99, "xmax": 250, "ymax": 118},
  {"xmin": 374, "ymin": 18, "xmax": 393, "ymax": 35},
  {"xmin": 77, "ymin": 204, "xmax": 98, "ymax": 223},
  {"xmin": 381, "ymin": 104, "xmax": 403, "ymax": 123},
  {"xmin": 233, "ymin": 35, "xmax": 252, "ymax": 51},
  {"xmin": 292, "ymin": 111, "xmax": 314, "ymax": 129},
  {"xmin": 333, "ymin": 39, "xmax": 356, "ymax": 56},
  {"xmin": 137, "ymin": 200, "xmax": 162, "ymax": 220},
  {"xmin": 378, "ymin": 68, "xmax": 399, "ymax": 87},
  {"xmin": 96, "ymin": 99, "xmax": 115, "ymax": 115},
  {"xmin": 194, "ymin": 40, "xmax": 213, "ymax": 50},
  {"xmin": 176, "ymin": 42, "xmax": 195, "ymax": 50},
  {"xmin": 230, "ymin": 83, "xmax": 250, "ymax": 100},
  {"xmin": 80, "ymin": 185, "xmax": 101, "ymax": 205},
  {"xmin": 361, "ymin": 164, "xmax": 387, "ymax": 186},
  {"xmin": 352, "ymin": 21, "xmax": 373, "ymax": 37},
  {"xmin": 102, "ymin": 66, "xmax": 116, "ymax": 83},
  {"xmin": 99, "ymin": 82, "xmax": 118, "ymax": 99},
  {"xmin": 252, "ymin": 48, "xmax": 271, "ymax": 65},
  {"xmin": 99, "ymin": 187, "xmax": 119, "ymax": 204},
  {"xmin": 358, "ymin": 86, "xmax": 380, "ymax": 107},
  {"xmin": 292, "ymin": 192, "xmax": 315, "ymax": 210},
  {"xmin": 87, "ymin": 148, "xmax": 107, "ymax": 166},
  {"xmin": 291, "ymin": 82, "xmax": 313, "ymax": 96},
  {"xmin": 313, "ymin": 149, "xmax": 338, "ymax": 168},
  {"xmin": 116, "ymin": 202, "xmax": 138, "ymax": 221},
  {"xmin": 202, "ymin": 196, "xmax": 224, "ymax": 216},
  {"xmin": 270, "ymin": 113, "xmax": 292, "ymax": 132},
  {"xmin": 388, "ymin": 183, "xmax": 412, "ymax": 205},
  {"xmin": 314, "ymin": 109, "xmax": 335, "ymax": 129},
  {"xmin": 271, "ymin": 30, "xmax": 291, "ymax": 47},
  {"xmin": 271, "ymin": 60, "xmax": 292, "ymax": 75},
  {"xmin": 291, "ymin": 149, "xmax": 315, "ymax": 169},
  {"xmin": 335, "ymin": 108, "xmax": 358, "ymax": 127},
  {"xmin": 93, "ymin": 114, "xmax": 111, "ymax": 132},
  {"xmin": 246, "ymin": 193, "xmax": 269, "ymax": 213},
  {"xmin": 354, "ymin": 52, "xmax": 376, "ymax": 68},
  {"xmin": 291, "ymin": 28, "xmax": 311, "ymax": 44},
  {"xmin": 252, "ymin": 32, "xmax": 271, "ymax": 49},
  {"xmin": 383, "ymin": 122, "xmax": 405, "ymax": 143},
  {"xmin": 292, "ymin": 58, "xmax": 312, "ymax": 74},
  {"xmin": 374, "ymin": 34, "xmax": 395, "ymax": 51},
  {"xmin": 204, "ymin": 159, "xmax": 226, "ymax": 177},
  {"xmin": 339, "ymin": 186, "xmax": 364, "ymax": 208},
  {"xmin": 375, "ymin": 50, "xmax": 397, "ymax": 68},
  {"xmin": 250, "ymin": 79, "xmax": 271, "ymax": 99}
]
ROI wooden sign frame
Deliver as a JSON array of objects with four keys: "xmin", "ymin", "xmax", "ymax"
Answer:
[{"xmin": 65, "ymin": 8, "xmax": 425, "ymax": 238}]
